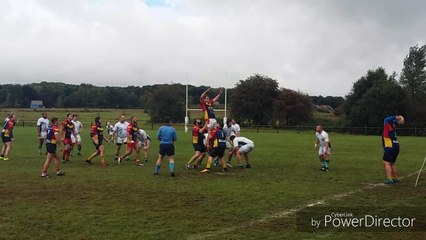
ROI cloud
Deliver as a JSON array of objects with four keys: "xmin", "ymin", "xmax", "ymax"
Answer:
[{"xmin": 0, "ymin": 0, "xmax": 425, "ymax": 96}]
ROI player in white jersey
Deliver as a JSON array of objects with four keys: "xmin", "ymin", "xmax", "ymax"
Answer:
[
  {"xmin": 70, "ymin": 114, "xmax": 83, "ymax": 156},
  {"xmin": 112, "ymin": 115, "xmax": 129, "ymax": 160},
  {"xmin": 314, "ymin": 125, "xmax": 331, "ymax": 172},
  {"xmin": 37, "ymin": 112, "xmax": 50, "ymax": 156},
  {"xmin": 136, "ymin": 129, "xmax": 151, "ymax": 163},
  {"xmin": 105, "ymin": 122, "xmax": 114, "ymax": 141},
  {"xmin": 231, "ymin": 119, "xmax": 241, "ymax": 137},
  {"xmin": 229, "ymin": 135, "xmax": 254, "ymax": 168}
]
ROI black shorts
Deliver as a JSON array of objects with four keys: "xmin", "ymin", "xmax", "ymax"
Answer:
[
  {"xmin": 193, "ymin": 143, "xmax": 206, "ymax": 153},
  {"xmin": 93, "ymin": 141, "xmax": 103, "ymax": 150},
  {"xmin": 159, "ymin": 144, "xmax": 174, "ymax": 156},
  {"xmin": 209, "ymin": 146, "xmax": 226, "ymax": 158},
  {"xmin": 46, "ymin": 143, "xmax": 57, "ymax": 154},
  {"xmin": 383, "ymin": 148, "xmax": 399, "ymax": 163},
  {"xmin": 1, "ymin": 133, "xmax": 11, "ymax": 143}
]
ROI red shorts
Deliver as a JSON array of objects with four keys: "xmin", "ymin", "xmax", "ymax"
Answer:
[
  {"xmin": 63, "ymin": 138, "xmax": 72, "ymax": 146},
  {"xmin": 127, "ymin": 141, "xmax": 138, "ymax": 151}
]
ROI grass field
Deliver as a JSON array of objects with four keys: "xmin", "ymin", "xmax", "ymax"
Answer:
[{"xmin": 1, "ymin": 123, "xmax": 426, "ymax": 239}]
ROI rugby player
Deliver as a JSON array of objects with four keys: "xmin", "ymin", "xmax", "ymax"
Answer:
[
  {"xmin": 382, "ymin": 115, "xmax": 404, "ymax": 184},
  {"xmin": 185, "ymin": 119, "xmax": 207, "ymax": 170},
  {"xmin": 314, "ymin": 125, "xmax": 331, "ymax": 172},
  {"xmin": 112, "ymin": 115, "xmax": 129, "ymax": 160},
  {"xmin": 36, "ymin": 112, "xmax": 49, "ymax": 156},
  {"xmin": 136, "ymin": 128, "xmax": 151, "ymax": 163},
  {"xmin": 118, "ymin": 116, "xmax": 142, "ymax": 166},
  {"xmin": 60, "ymin": 113, "xmax": 75, "ymax": 163},
  {"xmin": 41, "ymin": 117, "xmax": 65, "ymax": 178},
  {"xmin": 201, "ymin": 124, "xmax": 228, "ymax": 173},
  {"xmin": 86, "ymin": 117, "xmax": 109, "ymax": 166},
  {"xmin": 229, "ymin": 135, "xmax": 254, "ymax": 168},
  {"xmin": 0, "ymin": 114, "xmax": 16, "ymax": 161},
  {"xmin": 200, "ymin": 87, "xmax": 223, "ymax": 147},
  {"xmin": 71, "ymin": 114, "xmax": 83, "ymax": 156}
]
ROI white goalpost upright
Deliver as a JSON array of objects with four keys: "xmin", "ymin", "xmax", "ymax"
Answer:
[{"xmin": 184, "ymin": 73, "xmax": 228, "ymax": 133}]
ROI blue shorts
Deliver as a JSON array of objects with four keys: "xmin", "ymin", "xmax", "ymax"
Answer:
[
  {"xmin": 159, "ymin": 144, "xmax": 174, "ymax": 156},
  {"xmin": 383, "ymin": 148, "xmax": 399, "ymax": 163}
]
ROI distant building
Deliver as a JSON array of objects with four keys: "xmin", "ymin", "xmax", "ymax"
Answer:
[
  {"xmin": 315, "ymin": 105, "xmax": 335, "ymax": 114},
  {"xmin": 30, "ymin": 100, "xmax": 44, "ymax": 109}
]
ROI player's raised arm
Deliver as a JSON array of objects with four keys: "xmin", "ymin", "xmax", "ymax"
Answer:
[
  {"xmin": 212, "ymin": 88, "xmax": 223, "ymax": 102},
  {"xmin": 200, "ymin": 87, "xmax": 211, "ymax": 102}
]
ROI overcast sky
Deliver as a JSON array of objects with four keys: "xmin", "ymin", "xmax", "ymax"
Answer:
[{"xmin": 0, "ymin": 0, "xmax": 425, "ymax": 96}]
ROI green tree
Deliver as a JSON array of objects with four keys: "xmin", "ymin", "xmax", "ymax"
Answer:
[
  {"xmin": 399, "ymin": 44, "xmax": 426, "ymax": 100},
  {"xmin": 230, "ymin": 74, "xmax": 279, "ymax": 125},
  {"xmin": 399, "ymin": 44, "xmax": 426, "ymax": 125},
  {"xmin": 145, "ymin": 84, "xmax": 185, "ymax": 123},
  {"xmin": 344, "ymin": 68, "xmax": 408, "ymax": 127},
  {"xmin": 275, "ymin": 88, "xmax": 314, "ymax": 125}
]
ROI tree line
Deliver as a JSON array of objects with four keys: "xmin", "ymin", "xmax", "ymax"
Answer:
[
  {"xmin": 1, "ymin": 44, "xmax": 424, "ymax": 127},
  {"xmin": 0, "ymin": 80, "xmax": 337, "ymax": 124}
]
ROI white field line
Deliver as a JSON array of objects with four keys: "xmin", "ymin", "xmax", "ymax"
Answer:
[{"xmin": 187, "ymin": 171, "xmax": 420, "ymax": 240}]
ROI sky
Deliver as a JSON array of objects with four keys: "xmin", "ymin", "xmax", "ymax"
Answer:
[{"xmin": 0, "ymin": 0, "xmax": 425, "ymax": 96}]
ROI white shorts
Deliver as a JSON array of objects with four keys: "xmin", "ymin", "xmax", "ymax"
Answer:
[
  {"xmin": 39, "ymin": 132, "xmax": 47, "ymax": 140},
  {"xmin": 138, "ymin": 139, "xmax": 151, "ymax": 149},
  {"xmin": 207, "ymin": 118, "xmax": 217, "ymax": 129},
  {"xmin": 71, "ymin": 134, "xmax": 82, "ymax": 144},
  {"xmin": 239, "ymin": 143, "xmax": 254, "ymax": 155},
  {"xmin": 226, "ymin": 140, "xmax": 233, "ymax": 150},
  {"xmin": 319, "ymin": 146, "xmax": 331, "ymax": 155},
  {"xmin": 116, "ymin": 137, "xmax": 127, "ymax": 145}
]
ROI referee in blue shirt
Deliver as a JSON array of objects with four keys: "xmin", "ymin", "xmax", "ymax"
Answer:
[{"xmin": 154, "ymin": 116, "xmax": 177, "ymax": 177}]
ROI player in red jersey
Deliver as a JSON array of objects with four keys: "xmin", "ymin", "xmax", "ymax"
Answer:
[
  {"xmin": 118, "ymin": 116, "xmax": 142, "ymax": 166},
  {"xmin": 86, "ymin": 117, "xmax": 109, "ymax": 166},
  {"xmin": 0, "ymin": 114, "xmax": 16, "ymax": 161},
  {"xmin": 200, "ymin": 87, "xmax": 223, "ymax": 129},
  {"xmin": 60, "ymin": 113, "xmax": 75, "ymax": 163},
  {"xmin": 185, "ymin": 119, "xmax": 207, "ymax": 169}
]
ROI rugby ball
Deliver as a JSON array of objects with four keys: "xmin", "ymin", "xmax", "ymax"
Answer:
[{"xmin": 398, "ymin": 116, "xmax": 405, "ymax": 125}]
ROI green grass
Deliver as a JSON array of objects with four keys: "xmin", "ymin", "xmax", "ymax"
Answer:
[{"xmin": 0, "ymin": 125, "xmax": 426, "ymax": 239}]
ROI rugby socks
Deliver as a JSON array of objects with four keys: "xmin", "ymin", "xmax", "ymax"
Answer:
[
  {"xmin": 324, "ymin": 160, "xmax": 330, "ymax": 168},
  {"xmin": 155, "ymin": 164, "xmax": 161, "ymax": 174},
  {"xmin": 77, "ymin": 145, "xmax": 82, "ymax": 153},
  {"xmin": 87, "ymin": 152, "xmax": 98, "ymax": 160},
  {"xmin": 169, "ymin": 162, "xmax": 175, "ymax": 173},
  {"xmin": 206, "ymin": 160, "xmax": 212, "ymax": 169}
]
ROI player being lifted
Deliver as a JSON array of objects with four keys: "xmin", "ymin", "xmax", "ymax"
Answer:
[
  {"xmin": 41, "ymin": 117, "xmax": 65, "ymax": 178},
  {"xmin": 86, "ymin": 117, "xmax": 109, "ymax": 166},
  {"xmin": 200, "ymin": 87, "xmax": 223, "ymax": 147},
  {"xmin": 36, "ymin": 112, "xmax": 49, "ymax": 156},
  {"xmin": 314, "ymin": 125, "xmax": 331, "ymax": 172}
]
